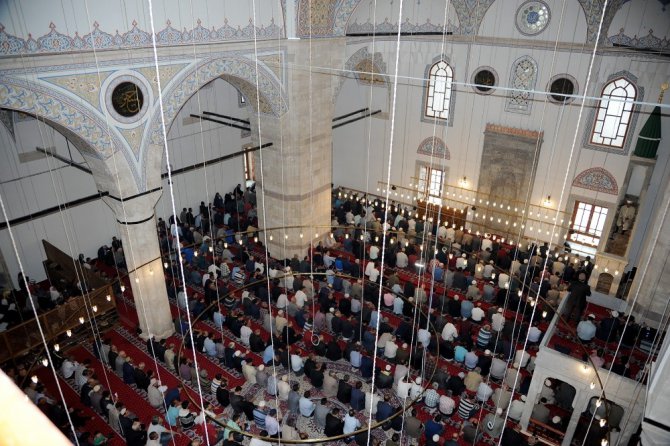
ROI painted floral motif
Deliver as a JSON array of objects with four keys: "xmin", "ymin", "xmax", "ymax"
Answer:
[
  {"xmin": 417, "ymin": 136, "xmax": 450, "ymax": 158},
  {"xmin": 0, "ymin": 19, "xmax": 283, "ymax": 55},
  {"xmin": 572, "ymin": 167, "xmax": 619, "ymax": 195},
  {"xmin": 609, "ymin": 28, "xmax": 669, "ymax": 51}
]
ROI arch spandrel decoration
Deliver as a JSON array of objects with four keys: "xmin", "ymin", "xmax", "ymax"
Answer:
[
  {"xmin": 0, "ymin": 77, "xmax": 141, "ymax": 194},
  {"xmin": 417, "ymin": 136, "xmax": 450, "ymax": 159},
  {"xmin": 572, "ymin": 167, "xmax": 619, "ymax": 195},
  {"xmin": 141, "ymin": 54, "xmax": 286, "ymax": 190}
]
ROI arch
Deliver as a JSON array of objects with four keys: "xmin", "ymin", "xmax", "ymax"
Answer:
[
  {"xmin": 417, "ymin": 136, "xmax": 450, "ymax": 159},
  {"xmin": 141, "ymin": 54, "xmax": 287, "ymax": 191},
  {"xmin": 505, "ymin": 55, "xmax": 538, "ymax": 114},
  {"xmin": 334, "ymin": 47, "xmax": 390, "ymax": 105},
  {"xmin": 0, "ymin": 76, "xmax": 138, "ymax": 196},
  {"xmin": 595, "ymin": 272, "xmax": 614, "ymax": 294},
  {"xmin": 572, "ymin": 167, "xmax": 619, "ymax": 195}
]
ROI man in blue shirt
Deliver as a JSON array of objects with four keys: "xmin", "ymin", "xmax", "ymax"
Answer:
[
  {"xmin": 376, "ymin": 395, "xmax": 393, "ymax": 422},
  {"xmin": 263, "ymin": 345, "xmax": 275, "ymax": 365},
  {"xmin": 454, "ymin": 345, "xmax": 468, "ymax": 363},
  {"xmin": 461, "ymin": 297, "xmax": 474, "ymax": 319},
  {"xmin": 425, "ymin": 414, "xmax": 444, "ymax": 440},
  {"xmin": 203, "ymin": 333, "xmax": 217, "ymax": 357}
]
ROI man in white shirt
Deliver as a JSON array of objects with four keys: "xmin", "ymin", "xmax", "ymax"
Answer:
[
  {"xmin": 498, "ymin": 272, "xmax": 510, "ymax": 289},
  {"xmin": 456, "ymin": 253, "xmax": 468, "ymax": 270},
  {"xmin": 441, "ymin": 322, "xmax": 458, "ymax": 342},
  {"xmin": 384, "ymin": 338, "xmax": 398, "ymax": 360},
  {"xmin": 369, "ymin": 245, "xmax": 379, "ymax": 260},
  {"xmin": 276, "ymin": 292, "xmax": 288, "ymax": 309},
  {"xmin": 508, "ymin": 396, "xmax": 526, "ymax": 420},
  {"xmin": 275, "ymin": 310, "xmax": 288, "ymax": 333},
  {"xmin": 476, "ymin": 381, "xmax": 493, "ymax": 403},
  {"xmin": 240, "ymin": 321, "xmax": 253, "ymax": 346},
  {"xmin": 471, "ymin": 304, "xmax": 485, "ymax": 322},
  {"xmin": 396, "ymin": 249, "xmax": 409, "ymax": 268},
  {"xmin": 291, "ymin": 353, "xmax": 304, "ymax": 375},
  {"xmin": 368, "ymin": 264, "xmax": 380, "ymax": 283},
  {"xmin": 410, "ymin": 377, "xmax": 423, "ymax": 400},
  {"xmin": 394, "ymin": 362, "xmax": 409, "ymax": 387},
  {"xmin": 491, "ymin": 308, "xmax": 505, "ymax": 332},
  {"xmin": 277, "ymin": 375, "xmax": 291, "ymax": 401},
  {"xmin": 483, "ymin": 260, "xmax": 495, "ymax": 279},
  {"xmin": 61, "ymin": 357, "xmax": 77, "ymax": 379},
  {"xmin": 417, "ymin": 328, "xmax": 431, "ymax": 348},
  {"xmin": 515, "ymin": 349, "xmax": 530, "ymax": 368},
  {"xmin": 294, "ymin": 289, "xmax": 307, "ymax": 308},
  {"xmin": 393, "ymin": 295, "xmax": 404, "ymax": 315},
  {"xmin": 396, "ymin": 378, "xmax": 411, "ymax": 399}
]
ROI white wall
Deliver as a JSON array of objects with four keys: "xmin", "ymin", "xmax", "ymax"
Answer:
[
  {"xmin": 345, "ymin": 0, "xmax": 460, "ymax": 32},
  {"xmin": 155, "ymin": 78, "xmax": 251, "ymax": 221},
  {"xmin": 333, "ymin": 31, "xmax": 670, "ymax": 245},
  {"xmin": 608, "ymin": 0, "xmax": 670, "ymax": 40},
  {"xmin": 0, "ymin": 116, "xmax": 117, "ymax": 287}
]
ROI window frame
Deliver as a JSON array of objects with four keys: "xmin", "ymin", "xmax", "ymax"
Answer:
[
  {"xmin": 570, "ymin": 200, "xmax": 609, "ymax": 247},
  {"xmin": 421, "ymin": 56, "xmax": 456, "ymax": 126},
  {"xmin": 243, "ymin": 151, "xmax": 255, "ymax": 182},
  {"xmin": 418, "ymin": 165, "xmax": 445, "ymax": 205},
  {"xmin": 425, "ymin": 60, "xmax": 454, "ymax": 121},
  {"xmin": 589, "ymin": 77, "xmax": 637, "ymax": 148}
]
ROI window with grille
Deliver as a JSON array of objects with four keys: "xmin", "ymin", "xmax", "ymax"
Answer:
[
  {"xmin": 425, "ymin": 61, "xmax": 454, "ymax": 121},
  {"xmin": 570, "ymin": 201, "xmax": 608, "ymax": 247},
  {"xmin": 418, "ymin": 166, "xmax": 444, "ymax": 205},
  {"xmin": 590, "ymin": 77, "xmax": 637, "ymax": 148}
]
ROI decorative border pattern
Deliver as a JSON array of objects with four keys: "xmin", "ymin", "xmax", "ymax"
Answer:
[
  {"xmin": 297, "ymin": 0, "xmax": 336, "ymax": 37},
  {"xmin": 0, "ymin": 19, "xmax": 283, "ymax": 56},
  {"xmin": 470, "ymin": 66, "xmax": 498, "ymax": 96},
  {"xmin": 484, "ymin": 123, "xmax": 543, "ymax": 141},
  {"xmin": 346, "ymin": 18, "xmax": 460, "ymax": 35},
  {"xmin": 417, "ymin": 136, "xmax": 450, "ymax": 159},
  {"xmin": 572, "ymin": 167, "xmax": 619, "ymax": 195},
  {"xmin": 608, "ymin": 28, "xmax": 670, "ymax": 51},
  {"xmin": 581, "ymin": 70, "xmax": 644, "ymax": 155},
  {"xmin": 420, "ymin": 54, "xmax": 456, "ymax": 127}
]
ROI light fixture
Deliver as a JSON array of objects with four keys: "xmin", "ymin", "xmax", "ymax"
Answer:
[
  {"xmin": 595, "ymin": 399, "xmax": 602, "ymax": 408},
  {"xmin": 542, "ymin": 310, "xmax": 548, "ymax": 318},
  {"xmin": 120, "ymin": 285, "xmax": 126, "ymax": 292},
  {"xmin": 31, "ymin": 375, "xmax": 38, "ymax": 384},
  {"xmin": 134, "ymin": 277, "xmax": 140, "ymax": 283},
  {"xmin": 269, "ymin": 235, "xmax": 273, "ymax": 241},
  {"xmin": 284, "ymin": 234, "xmax": 288, "ymax": 239},
  {"xmin": 194, "ymin": 251, "xmax": 198, "ymax": 257},
  {"xmin": 208, "ymin": 246, "xmax": 213, "ymax": 252},
  {"xmin": 79, "ymin": 317, "xmax": 85, "ymax": 324},
  {"xmin": 149, "ymin": 269, "xmax": 154, "ymax": 276},
  {"xmin": 238, "ymin": 239, "xmax": 244, "ymax": 245},
  {"xmin": 459, "ymin": 176, "xmax": 468, "ymax": 187},
  {"xmin": 299, "ymin": 233, "xmax": 303, "ymax": 239},
  {"xmin": 66, "ymin": 330, "xmax": 72, "ymax": 337},
  {"xmin": 42, "ymin": 359, "xmax": 48, "ymax": 367},
  {"xmin": 415, "ymin": 262, "xmax": 425, "ymax": 268},
  {"xmin": 164, "ymin": 261, "xmax": 169, "ymax": 269},
  {"xmin": 601, "ymin": 439, "xmax": 608, "ymax": 446},
  {"xmin": 106, "ymin": 295, "xmax": 111, "ymax": 302},
  {"xmin": 600, "ymin": 419, "xmax": 607, "ymax": 427},
  {"xmin": 583, "ymin": 363, "xmax": 589, "ymax": 372},
  {"xmin": 254, "ymin": 237, "xmax": 258, "ymax": 243},
  {"xmin": 54, "ymin": 344, "xmax": 60, "ymax": 352},
  {"xmin": 315, "ymin": 233, "xmax": 319, "ymax": 238},
  {"xmin": 590, "ymin": 381, "xmax": 595, "ymax": 390},
  {"xmin": 92, "ymin": 305, "xmax": 98, "ymax": 313}
]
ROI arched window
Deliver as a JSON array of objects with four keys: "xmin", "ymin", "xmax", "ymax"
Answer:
[
  {"xmin": 590, "ymin": 77, "xmax": 637, "ymax": 148},
  {"xmin": 425, "ymin": 60, "xmax": 453, "ymax": 121},
  {"xmin": 505, "ymin": 56, "xmax": 538, "ymax": 114}
]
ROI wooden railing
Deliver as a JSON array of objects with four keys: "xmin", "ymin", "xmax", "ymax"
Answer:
[
  {"xmin": 527, "ymin": 418, "xmax": 565, "ymax": 445},
  {"xmin": 0, "ymin": 285, "xmax": 116, "ymax": 364}
]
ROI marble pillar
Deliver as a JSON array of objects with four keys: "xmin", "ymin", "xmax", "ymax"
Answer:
[
  {"xmin": 103, "ymin": 191, "xmax": 174, "ymax": 340},
  {"xmin": 252, "ymin": 40, "xmax": 344, "ymax": 260}
]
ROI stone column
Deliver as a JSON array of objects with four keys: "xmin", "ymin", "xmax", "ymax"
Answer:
[
  {"xmin": 103, "ymin": 191, "xmax": 174, "ymax": 340},
  {"xmin": 252, "ymin": 39, "xmax": 345, "ymax": 260}
]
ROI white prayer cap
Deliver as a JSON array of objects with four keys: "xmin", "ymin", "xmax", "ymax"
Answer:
[
  {"xmin": 458, "ymin": 372, "xmax": 465, "ymax": 378},
  {"xmin": 415, "ymin": 377, "xmax": 422, "ymax": 385},
  {"xmin": 258, "ymin": 364, "xmax": 265, "ymax": 371},
  {"xmin": 453, "ymin": 295, "xmax": 459, "ymax": 301},
  {"xmin": 496, "ymin": 408, "xmax": 503, "ymax": 415},
  {"xmin": 234, "ymin": 350, "xmax": 241, "ymax": 357},
  {"xmin": 93, "ymin": 385, "xmax": 101, "ymax": 392},
  {"xmin": 485, "ymin": 350, "xmax": 491, "ymax": 356},
  {"xmin": 258, "ymin": 401, "xmax": 266, "ymax": 408},
  {"xmin": 520, "ymin": 395, "xmax": 527, "ymax": 402},
  {"xmin": 552, "ymin": 416, "xmax": 562, "ymax": 423},
  {"xmin": 433, "ymin": 435, "xmax": 440, "ymax": 442},
  {"xmin": 472, "ymin": 280, "xmax": 477, "ymax": 285},
  {"xmin": 344, "ymin": 293, "xmax": 350, "ymax": 298},
  {"xmin": 329, "ymin": 307, "xmax": 335, "ymax": 313},
  {"xmin": 385, "ymin": 365, "xmax": 391, "ymax": 371},
  {"xmin": 544, "ymin": 379, "xmax": 552, "ymax": 387},
  {"xmin": 588, "ymin": 314, "xmax": 596, "ymax": 319},
  {"xmin": 611, "ymin": 310, "xmax": 619, "ymax": 317}
]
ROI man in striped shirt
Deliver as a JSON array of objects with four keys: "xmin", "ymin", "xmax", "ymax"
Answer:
[{"xmin": 458, "ymin": 395, "xmax": 479, "ymax": 419}]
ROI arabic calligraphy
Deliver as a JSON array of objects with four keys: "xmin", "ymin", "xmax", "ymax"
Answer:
[{"xmin": 111, "ymin": 82, "xmax": 144, "ymax": 117}]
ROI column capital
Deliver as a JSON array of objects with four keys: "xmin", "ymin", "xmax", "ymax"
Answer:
[{"xmin": 102, "ymin": 189, "xmax": 162, "ymax": 224}]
